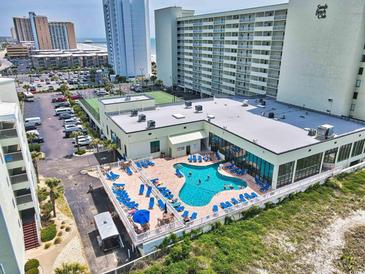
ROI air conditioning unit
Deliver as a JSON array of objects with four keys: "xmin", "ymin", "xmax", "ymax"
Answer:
[
  {"xmin": 130, "ymin": 109, "xmax": 138, "ymax": 117},
  {"xmin": 316, "ymin": 124, "xmax": 334, "ymax": 140},
  {"xmin": 138, "ymin": 114, "xmax": 146, "ymax": 122},
  {"xmin": 308, "ymin": 128, "xmax": 317, "ymax": 136},
  {"xmin": 147, "ymin": 120, "xmax": 156, "ymax": 129},
  {"xmin": 242, "ymin": 99, "xmax": 249, "ymax": 107},
  {"xmin": 185, "ymin": 101, "xmax": 192, "ymax": 108},
  {"xmin": 268, "ymin": 112, "xmax": 275, "ymax": 119},
  {"xmin": 195, "ymin": 105, "xmax": 203, "ymax": 112}
]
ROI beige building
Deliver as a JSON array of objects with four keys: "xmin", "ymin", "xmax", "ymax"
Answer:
[
  {"xmin": 6, "ymin": 44, "xmax": 30, "ymax": 58},
  {"xmin": 29, "ymin": 12, "xmax": 52, "ymax": 50},
  {"xmin": 12, "ymin": 17, "xmax": 33, "ymax": 42},
  {"xmin": 49, "ymin": 22, "xmax": 77, "ymax": 49}
]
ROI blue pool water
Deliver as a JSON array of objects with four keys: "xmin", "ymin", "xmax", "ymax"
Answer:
[{"xmin": 175, "ymin": 163, "xmax": 247, "ymax": 206}]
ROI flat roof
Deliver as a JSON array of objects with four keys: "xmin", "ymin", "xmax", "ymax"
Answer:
[
  {"xmin": 109, "ymin": 97, "xmax": 365, "ymax": 154},
  {"xmin": 94, "ymin": 212, "xmax": 119, "ymax": 240},
  {"xmin": 0, "ymin": 102, "xmax": 16, "ymax": 117},
  {"xmin": 101, "ymin": 95, "xmax": 152, "ymax": 105}
]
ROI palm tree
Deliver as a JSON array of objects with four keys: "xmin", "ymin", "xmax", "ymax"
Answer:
[
  {"xmin": 23, "ymin": 84, "xmax": 30, "ymax": 92},
  {"xmin": 54, "ymin": 262, "xmax": 88, "ymax": 274},
  {"xmin": 45, "ymin": 177, "xmax": 63, "ymax": 218},
  {"xmin": 91, "ymin": 138, "xmax": 102, "ymax": 156},
  {"xmin": 103, "ymin": 139, "xmax": 118, "ymax": 162},
  {"xmin": 31, "ymin": 151, "xmax": 42, "ymax": 184},
  {"xmin": 70, "ymin": 131, "xmax": 83, "ymax": 153}
]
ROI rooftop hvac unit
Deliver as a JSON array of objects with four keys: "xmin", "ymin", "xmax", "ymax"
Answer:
[
  {"xmin": 268, "ymin": 112, "xmax": 275, "ymax": 119},
  {"xmin": 185, "ymin": 101, "xmax": 192, "ymax": 108},
  {"xmin": 147, "ymin": 120, "xmax": 155, "ymax": 129},
  {"xmin": 316, "ymin": 124, "xmax": 334, "ymax": 140},
  {"xmin": 138, "ymin": 114, "xmax": 146, "ymax": 122},
  {"xmin": 308, "ymin": 128, "xmax": 317, "ymax": 136},
  {"xmin": 242, "ymin": 99, "xmax": 249, "ymax": 107},
  {"xmin": 130, "ymin": 109, "xmax": 138, "ymax": 117},
  {"xmin": 195, "ymin": 105, "xmax": 203, "ymax": 112}
]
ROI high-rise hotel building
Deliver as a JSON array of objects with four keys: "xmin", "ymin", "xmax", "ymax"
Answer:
[
  {"xmin": 156, "ymin": 4, "xmax": 287, "ymax": 97},
  {"xmin": 156, "ymin": 0, "xmax": 365, "ymax": 122},
  {"xmin": 0, "ymin": 78, "xmax": 41, "ymax": 273}
]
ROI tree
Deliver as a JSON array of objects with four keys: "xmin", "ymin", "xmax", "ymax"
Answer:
[
  {"xmin": 103, "ymin": 139, "xmax": 118, "ymax": 162},
  {"xmin": 44, "ymin": 178, "xmax": 63, "ymax": 218},
  {"xmin": 91, "ymin": 138, "xmax": 102, "ymax": 156},
  {"xmin": 59, "ymin": 84, "xmax": 69, "ymax": 96},
  {"xmin": 144, "ymin": 78, "xmax": 149, "ymax": 87},
  {"xmin": 156, "ymin": 79, "xmax": 163, "ymax": 87},
  {"xmin": 27, "ymin": 132, "xmax": 41, "ymax": 183},
  {"xmin": 150, "ymin": 75, "xmax": 157, "ymax": 84},
  {"xmin": 23, "ymin": 84, "xmax": 30, "ymax": 92},
  {"xmin": 70, "ymin": 131, "xmax": 83, "ymax": 153},
  {"xmin": 54, "ymin": 263, "xmax": 88, "ymax": 274}
]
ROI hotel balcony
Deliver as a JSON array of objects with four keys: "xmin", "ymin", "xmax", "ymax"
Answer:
[
  {"xmin": 252, "ymin": 45, "xmax": 271, "ymax": 51},
  {"xmin": 16, "ymin": 194, "xmax": 34, "ymax": 211},
  {"xmin": 0, "ymin": 128, "xmax": 19, "ymax": 146},
  {"xmin": 253, "ymin": 36, "xmax": 272, "ymax": 41},
  {"xmin": 252, "ymin": 54, "xmax": 270, "ymax": 60},
  {"xmin": 251, "ymin": 71, "xmax": 268, "ymax": 78},
  {"xmin": 254, "ymin": 26, "xmax": 273, "ymax": 32},
  {"xmin": 5, "ymin": 151, "xmax": 24, "ymax": 169},
  {"xmin": 255, "ymin": 16, "xmax": 275, "ymax": 22},
  {"xmin": 10, "ymin": 172, "xmax": 30, "ymax": 191}
]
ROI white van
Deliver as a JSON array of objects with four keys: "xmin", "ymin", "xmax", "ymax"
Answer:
[
  {"xmin": 23, "ymin": 91, "xmax": 34, "ymax": 102},
  {"xmin": 55, "ymin": 107, "xmax": 72, "ymax": 116},
  {"xmin": 25, "ymin": 117, "xmax": 41, "ymax": 126}
]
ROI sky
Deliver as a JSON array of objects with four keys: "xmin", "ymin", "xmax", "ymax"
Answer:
[{"xmin": 0, "ymin": 0, "xmax": 287, "ymax": 39}]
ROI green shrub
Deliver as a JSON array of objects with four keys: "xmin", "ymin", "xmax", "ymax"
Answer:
[
  {"xmin": 65, "ymin": 226, "xmax": 71, "ymax": 232},
  {"xmin": 60, "ymin": 225, "xmax": 65, "ymax": 229},
  {"xmin": 44, "ymin": 243, "xmax": 51, "ymax": 249},
  {"xmin": 57, "ymin": 231, "xmax": 63, "ymax": 237},
  {"xmin": 24, "ymin": 259, "xmax": 39, "ymax": 271},
  {"xmin": 75, "ymin": 149, "xmax": 86, "ymax": 155},
  {"xmin": 37, "ymin": 187, "xmax": 48, "ymax": 203},
  {"xmin": 41, "ymin": 224, "xmax": 57, "ymax": 242},
  {"xmin": 29, "ymin": 144, "xmax": 41, "ymax": 152},
  {"xmin": 25, "ymin": 268, "xmax": 39, "ymax": 274},
  {"xmin": 54, "ymin": 237, "xmax": 62, "ymax": 244}
]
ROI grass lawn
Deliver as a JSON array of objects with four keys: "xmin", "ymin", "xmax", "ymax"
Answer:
[
  {"xmin": 132, "ymin": 170, "xmax": 365, "ymax": 274},
  {"xmin": 144, "ymin": 91, "xmax": 181, "ymax": 105}
]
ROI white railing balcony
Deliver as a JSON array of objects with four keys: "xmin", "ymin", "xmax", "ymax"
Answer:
[{"xmin": 255, "ymin": 16, "xmax": 275, "ymax": 22}]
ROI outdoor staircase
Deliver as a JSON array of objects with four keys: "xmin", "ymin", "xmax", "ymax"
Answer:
[{"xmin": 23, "ymin": 221, "xmax": 40, "ymax": 250}]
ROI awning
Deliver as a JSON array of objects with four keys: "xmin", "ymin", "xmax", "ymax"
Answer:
[
  {"xmin": 94, "ymin": 212, "xmax": 119, "ymax": 240},
  {"xmin": 168, "ymin": 130, "xmax": 208, "ymax": 145}
]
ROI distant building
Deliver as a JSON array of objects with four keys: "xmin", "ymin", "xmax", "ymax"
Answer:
[
  {"xmin": 12, "ymin": 12, "xmax": 77, "ymax": 50},
  {"xmin": 30, "ymin": 48, "xmax": 108, "ymax": 69},
  {"xmin": 102, "ymin": 0, "xmax": 151, "ymax": 78},
  {"xmin": 6, "ymin": 44, "xmax": 30, "ymax": 59},
  {"xmin": 49, "ymin": 22, "xmax": 77, "ymax": 50},
  {"xmin": 10, "ymin": 27, "xmax": 17, "ymax": 41},
  {"xmin": 0, "ymin": 78, "xmax": 41, "ymax": 273},
  {"xmin": 12, "ymin": 17, "xmax": 33, "ymax": 42}
]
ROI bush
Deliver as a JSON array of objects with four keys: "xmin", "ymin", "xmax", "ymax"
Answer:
[
  {"xmin": 60, "ymin": 225, "xmax": 65, "ymax": 229},
  {"xmin": 75, "ymin": 149, "xmax": 86, "ymax": 155},
  {"xmin": 58, "ymin": 231, "xmax": 63, "ymax": 237},
  {"xmin": 25, "ymin": 268, "xmax": 39, "ymax": 274},
  {"xmin": 65, "ymin": 226, "xmax": 71, "ymax": 232},
  {"xmin": 37, "ymin": 187, "xmax": 48, "ymax": 203},
  {"xmin": 29, "ymin": 144, "xmax": 41, "ymax": 152},
  {"xmin": 54, "ymin": 237, "xmax": 62, "ymax": 244},
  {"xmin": 25, "ymin": 259, "xmax": 39, "ymax": 272},
  {"xmin": 41, "ymin": 224, "xmax": 57, "ymax": 242},
  {"xmin": 44, "ymin": 243, "xmax": 51, "ymax": 249}
]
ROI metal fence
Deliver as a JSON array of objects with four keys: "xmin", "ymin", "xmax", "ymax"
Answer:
[{"xmin": 101, "ymin": 161, "xmax": 365, "ymax": 274}]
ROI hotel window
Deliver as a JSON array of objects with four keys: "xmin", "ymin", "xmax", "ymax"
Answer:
[
  {"xmin": 294, "ymin": 153, "xmax": 323, "ymax": 182},
  {"xmin": 359, "ymin": 67, "xmax": 363, "ymax": 75},
  {"xmin": 353, "ymin": 92, "xmax": 358, "ymax": 100},
  {"xmin": 337, "ymin": 143, "xmax": 352, "ymax": 162},
  {"xmin": 323, "ymin": 148, "xmax": 338, "ymax": 164},
  {"xmin": 277, "ymin": 161, "xmax": 294, "ymax": 188},
  {"xmin": 351, "ymin": 139, "xmax": 365, "ymax": 157},
  {"xmin": 150, "ymin": 140, "xmax": 160, "ymax": 153},
  {"xmin": 356, "ymin": 80, "xmax": 361, "ymax": 87}
]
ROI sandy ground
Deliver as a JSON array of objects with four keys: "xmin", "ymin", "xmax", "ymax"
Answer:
[
  {"xmin": 304, "ymin": 210, "xmax": 365, "ymax": 274},
  {"xmin": 53, "ymin": 235, "xmax": 87, "ymax": 270}
]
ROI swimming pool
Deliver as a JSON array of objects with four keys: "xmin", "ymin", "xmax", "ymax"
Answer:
[{"xmin": 175, "ymin": 163, "xmax": 247, "ymax": 206}]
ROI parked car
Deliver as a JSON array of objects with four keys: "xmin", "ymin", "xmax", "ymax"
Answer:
[
  {"xmin": 25, "ymin": 117, "xmax": 42, "ymax": 126},
  {"xmin": 64, "ymin": 118, "xmax": 81, "ymax": 126},
  {"xmin": 59, "ymin": 113, "xmax": 75, "ymax": 120},
  {"xmin": 54, "ymin": 102, "xmax": 70, "ymax": 108},
  {"xmin": 25, "ymin": 124, "xmax": 36, "ymax": 131},
  {"xmin": 28, "ymin": 135, "xmax": 44, "ymax": 143},
  {"xmin": 96, "ymin": 90, "xmax": 109, "ymax": 97},
  {"xmin": 73, "ymin": 135, "xmax": 92, "ymax": 146},
  {"xmin": 70, "ymin": 94, "xmax": 83, "ymax": 100},
  {"xmin": 51, "ymin": 96, "xmax": 66, "ymax": 103}
]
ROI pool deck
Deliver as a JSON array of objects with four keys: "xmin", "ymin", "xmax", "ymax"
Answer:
[{"xmin": 135, "ymin": 155, "xmax": 261, "ymax": 220}]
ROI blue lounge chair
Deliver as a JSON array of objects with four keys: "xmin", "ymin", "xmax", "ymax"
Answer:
[
  {"xmin": 148, "ymin": 160, "xmax": 155, "ymax": 166},
  {"xmin": 239, "ymin": 194, "xmax": 247, "ymax": 203},
  {"xmin": 110, "ymin": 171, "xmax": 120, "ymax": 179},
  {"xmin": 251, "ymin": 192, "xmax": 258, "ymax": 198},
  {"xmin": 188, "ymin": 155, "xmax": 192, "ymax": 162},
  {"xmin": 190, "ymin": 212, "xmax": 197, "ymax": 220},
  {"xmin": 138, "ymin": 184, "xmax": 145, "ymax": 195},
  {"xmin": 176, "ymin": 169, "xmax": 183, "ymax": 178},
  {"xmin": 148, "ymin": 197, "xmax": 155, "ymax": 209},
  {"xmin": 198, "ymin": 155, "xmax": 202, "ymax": 162},
  {"xmin": 220, "ymin": 202, "xmax": 226, "ymax": 209},
  {"xmin": 142, "ymin": 161, "xmax": 149, "ymax": 168},
  {"xmin": 182, "ymin": 211, "xmax": 189, "ymax": 218},
  {"xmin": 203, "ymin": 155, "xmax": 208, "ymax": 161},
  {"xmin": 244, "ymin": 193, "xmax": 251, "ymax": 200},
  {"xmin": 231, "ymin": 198, "xmax": 239, "ymax": 205},
  {"xmin": 225, "ymin": 201, "xmax": 233, "ymax": 208},
  {"xmin": 150, "ymin": 178, "xmax": 159, "ymax": 183},
  {"xmin": 192, "ymin": 155, "xmax": 197, "ymax": 162},
  {"xmin": 146, "ymin": 186, "xmax": 152, "ymax": 197},
  {"xmin": 158, "ymin": 199, "xmax": 165, "ymax": 210},
  {"xmin": 213, "ymin": 205, "xmax": 219, "ymax": 213},
  {"xmin": 172, "ymin": 201, "xmax": 181, "ymax": 208},
  {"xmin": 125, "ymin": 167, "xmax": 133, "ymax": 176},
  {"xmin": 113, "ymin": 183, "xmax": 125, "ymax": 188},
  {"xmin": 176, "ymin": 206, "xmax": 185, "ymax": 212},
  {"xmin": 136, "ymin": 162, "xmax": 142, "ymax": 169}
]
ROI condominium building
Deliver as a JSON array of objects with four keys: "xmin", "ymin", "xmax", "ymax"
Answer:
[
  {"xmin": 0, "ymin": 78, "xmax": 41, "ymax": 273},
  {"xmin": 29, "ymin": 12, "xmax": 53, "ymax": 50},
  {"xmin": 13, "ymin": 17, "xmax": 33, "ymax": 42},
  {"xmin": 103, "ymin": 0, "xmax": 151, "ymax": 78},
  {"xmin": 155, "ymin": 4, "xmax": 287, "ymax": 97},
  {"xmin": 6, "ymin": 44, "xmax": 30, "ymax": 59},
  {"xmin": 49, "ymin": 22, "xmax": 77, "ymax": 50}
]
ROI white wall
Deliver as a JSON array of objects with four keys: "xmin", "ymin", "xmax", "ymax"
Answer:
[
  {"xmin": 0, "ymin": 79, "xmax": 19, "ymax": 103},
  {"xmin": 277, "ymin": 0, "xmax": 365, "ymax": 117}
]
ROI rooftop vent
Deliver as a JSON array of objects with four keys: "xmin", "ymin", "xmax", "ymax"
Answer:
[
  {"xmin": 316, "ymin": 124, "xmax": 334, "ymax": 140},
  {"xmin": 130, "ymin": 109, "xmax": 138, "ymax": 117},
  {"xmin": 138, "ymin": 114, "xmax": 146, "ymax": 122},
  {"xmin": 195, "ymin": 105, "xmax": 203, "ymax": 112},
  {"xmin": 268, "ymin": 112, "xmax": 275, "ymax": 119},
  {"xmin": 147, "ymin": 120, "xmax": 155, "ymax": 129},
  {"xmin": 185, "ymin": 101, "xmax": 192, "ymax": 108},
  {"xmin": 207, "ymin": 114, "xmax": 215, "ymax": 122},
  {"xmin": 308, "ymin": 128, "xmax": 317, "ymax": 136},
  {"xmin": 242, "ymin": 99, "xmax": 249, "ymax": 107},
  {"xmin": 172, "ymin": 113, "xmax": 185, "ymax": 119}
]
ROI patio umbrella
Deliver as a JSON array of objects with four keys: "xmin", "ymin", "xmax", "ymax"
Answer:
[
  {"xmin": 164, "ymin": 203, "xmax": 168, "ymax": 214},
  {"xmin": 132, "ymin": 209, "xmax": 150, "ymax": 225}
]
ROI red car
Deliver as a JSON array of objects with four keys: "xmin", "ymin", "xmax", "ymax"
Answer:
[
  {"xmin": 70, "ymin": 94, "xmax": 83, "ymax": 100},
  {"xmin": 51, "ymin": 97, "xmax": 66, "ymax": 103}
]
